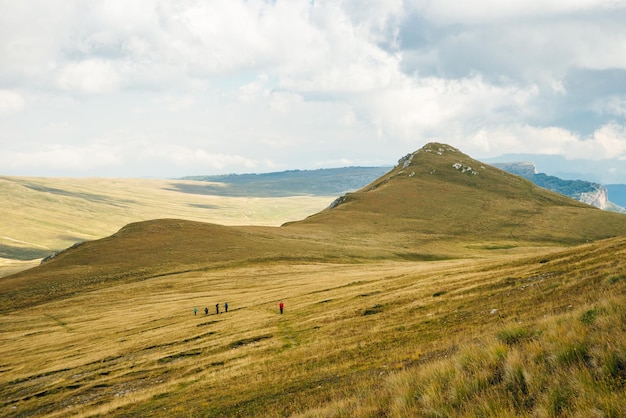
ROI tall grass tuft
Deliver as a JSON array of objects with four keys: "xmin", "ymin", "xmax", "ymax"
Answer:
[{"xmin": 361, "ymin": 294, "xmax": 626, "ymax": 417}]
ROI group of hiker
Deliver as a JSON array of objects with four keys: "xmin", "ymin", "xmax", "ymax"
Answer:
[
  {"xmin": 193, "ymin": 303, "xmax": 229, "ymax": 316},
  {"xmin": 193, "ymin": 300, "xmax": 285, "ymax": 316}
]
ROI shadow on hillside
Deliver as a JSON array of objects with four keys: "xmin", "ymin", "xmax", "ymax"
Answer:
[
  {"xmin": 0, "ymin": 244, "xmax": 51, "ymax": 261},
  {"xmin": 166, "ymin": 183, "xmax": 304, "ymax": 198},
  {"xmin": 170, "ymin": 167, "xmax": 391, "ymax": 197},
  {"xmin": 20, "ymin": 183, "xmax": 134, "ymax": 206}
]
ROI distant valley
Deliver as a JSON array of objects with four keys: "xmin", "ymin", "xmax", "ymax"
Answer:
[{"xmin": 0, "ymin": 177, "xmax": 336, "ymax": 270}]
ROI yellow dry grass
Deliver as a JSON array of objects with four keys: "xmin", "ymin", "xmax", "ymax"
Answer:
[
  {"xmin": 0, "ymin": 176, "xmax": 335, "ymax": 275},
  {"xmin": 3, "ymin": 144, "xmax": 626, "ymax": 416},
  {"xmin": 2, "ymin": 237, "xmax": 625, "ymax": 417}
]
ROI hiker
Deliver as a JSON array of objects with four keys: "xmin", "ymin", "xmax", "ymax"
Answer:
[
  {"xmin": 224, "ymin": 302, "xmax": 229, "ymax": 313},
  {"xmin": 204, "ymin": 307, "xmax": 208, "ymax": 315},
  {"xmin": 279, "ymin": 300, "xmax": 284, "ymax": 314},
  {"xmin": 194, "ymin": 307, "xmax": 197, "ymax": 316},
  {"xmin": 216, "ymin": 303, "xmax": 220, "ymax": 315}
]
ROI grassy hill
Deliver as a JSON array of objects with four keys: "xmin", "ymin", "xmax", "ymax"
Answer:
[
  {"xmin": 1, "ymin": 143, "xmax": 626, "ymax": 416},
  {"xmin": 0, "ymin": 176, "xmax": 335, "ymax": 270},
  {"xmin": 291, "ymin": 144, "xmax": 626, "ymax": 245},
  {"xmin": 1, "ymin": 238, "xmax": 625, "ymax": 417}
]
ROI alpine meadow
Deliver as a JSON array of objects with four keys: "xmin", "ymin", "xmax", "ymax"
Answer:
[{"xmin": 1, "ymin": 143, "xmax": 626, "ymax": 417}]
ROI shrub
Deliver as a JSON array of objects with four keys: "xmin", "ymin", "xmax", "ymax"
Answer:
[
  {"xmin": 602, "ymin": 349, "xmax": 626, "ymax": 387},
  {"xmin": 545, "ymin": 382, "xmax": 574, "ymax": 416},
  {"xmin": 579, "ymin": 308, "xmax": 597, "ymax": 325},
  {"xmin": 496, "ymin": 327, "xmax": 537, "ymax": 346},
  {"xmin": 556, "ymin": 341, "xmax": 590, "ymax": 367},
  {"xmin": 363, "ymin": 304, "xmax": 384, "ymax": 316}
]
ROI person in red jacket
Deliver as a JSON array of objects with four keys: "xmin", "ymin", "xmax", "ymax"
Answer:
[{"xmin": 279, "ymin": 300, "xmax": 284, "ymax": 314}]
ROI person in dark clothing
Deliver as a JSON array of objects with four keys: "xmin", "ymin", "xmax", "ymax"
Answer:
[
  {"xmin": 279, "ymin": 300, "xmax": 284, "ymax": 314},
  {"xmin": 215, "ymin": 303, "xmax": 220, "ymax": 315},
  {"xmin": 204, "ymin": 307, "xmax": 208, "ymax": 315},
  {"xmin": 224, "ymin": 302, "xmax": 229, "ymax": 313}
]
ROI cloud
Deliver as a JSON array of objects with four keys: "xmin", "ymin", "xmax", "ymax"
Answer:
[
  {"xmin": 464, "ymin": 123, "xmax": 626, "ymax": 160},
  {"xmin": 0, "ymin": 90, "xmax": 25, "ymax": 114},
  {"xmin": 347, "ymin": 74, "xmax": 539, "ymax": 144},
  {"xmin": 1, "ymin": 0, "xmax": 626, "ymax": 180},
  {"xmin": 171, "ymin": 148, "xmax": 262, "ymax": 171},
  {"xmin": 0, "ymin": 143, "xmax": 122, "ymax": 173},
  {"xmin": 406, "ymin": 0, "xmax": 625, "ymax": 24},
  {"xmin": 56, "ymin": 59, "xmax": 123, "ymax": 94},
  {"xmin": 596, "ymin": 96, "xmax": 626, "ymax": 118},
  {"xmin": 158, "ymin": 95, "xmax": 196, "ymax": 112}
]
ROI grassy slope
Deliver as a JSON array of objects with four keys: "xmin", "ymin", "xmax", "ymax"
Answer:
[
  {"xmin": 1, "ymin": 238, "xmax": 624, "ymax": 417},
  {"xmin": 9, "ymin": 144, "xmax": 626, "ymax": 313},
  {"xmin": 0, "ymin": 176, "xmax": 334, "ymax": 266},
  {"xmin": 2, "ymin": 143, "xmax": 626, "ymax": 416},
  {"xmin": 294, "ymin": 144, "xmax": 626, "ymax": 245}
]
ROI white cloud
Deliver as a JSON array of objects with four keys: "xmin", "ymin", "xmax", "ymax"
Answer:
[
  {"xmin": 56, "ymin": 59, "xmax": 123, "ymax": 94},
  {"xmin": 0, "ymin": 143, "xmax": 121, "ymax": 172},
  {"xmin": 591, "ymin": 123, "xmax": 626, "ymax": 159},
  {"xmin": 595, "ymin": 96, "xmax": 626, "ymax": 118},
  {"xmin": 463, "ymin": 123, "xmax": 626, "ymax": 161},
  {"xmin": 190, "ymin": 149, "xmax": 261, "ymax": 171},
  {"xmin": 349, "ymin": 75, "xmax": 539, "ymax": 142},
  {"xmin": 1, "ymin": 0, "xmax": 626, "ymax": 181},
  {"xmin": 0, "ymin": 90, "xmax": 25, "ymax": 114},
  {"xmin": 158, "ymin": 95, "xmax": 196, "ymax": 112},
  {"xmin": 407, "ymin": 0, "xmax": 625, "ymax": 24}
]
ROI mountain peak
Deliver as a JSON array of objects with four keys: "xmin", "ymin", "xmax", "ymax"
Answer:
[{"xmin": 296, "ymin": 143, "xmax": 626, "ymax": 246}]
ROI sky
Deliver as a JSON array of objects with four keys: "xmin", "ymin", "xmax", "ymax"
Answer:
[{"xmin": 1, "ymin": 0, "xmax": 626, "ymax": 182}]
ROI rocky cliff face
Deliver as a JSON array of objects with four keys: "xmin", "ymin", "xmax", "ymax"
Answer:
[
  {"xmin": 493, "ymin": 162, "xmax": 626, "ymax": 213},
  {"xmin": 577, "ymin": 186, "xmax": 610, "ymax": 209}
]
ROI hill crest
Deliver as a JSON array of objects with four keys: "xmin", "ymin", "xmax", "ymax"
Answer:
[{"xmin": 4, "ymin": 142, "xmax": 626, "ymax": 313}]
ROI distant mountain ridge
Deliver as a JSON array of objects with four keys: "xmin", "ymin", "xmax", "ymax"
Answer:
[
  {"xmin": 180, "ymin": 162, "xmax": 626, "ymax": 213},
  {"xmin": 179, "ymin": 167, "xmax": 391, "ymax": 197},
  {"xmin": 493, "ymin": 162, "xmax": 626, "ymax": 213}
]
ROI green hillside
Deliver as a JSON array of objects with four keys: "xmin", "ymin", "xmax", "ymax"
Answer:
[
  {"xmin": 1, "ymin": 143, "xmax": 626, "ymax": 417},
  {"xmin": 292, "ymin": 144, "xmax": 626, "ymax": 246},
  {"xmin": 6, "ymin": 143, "xmax": 626, "ymax": 313},
  {"xmin": 2, "ymin": 236, "xmax": 625, "ymax": 417},
  {"xmin": 0, "ymin": 176, "xmax": 334, "ymax": 267}
]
